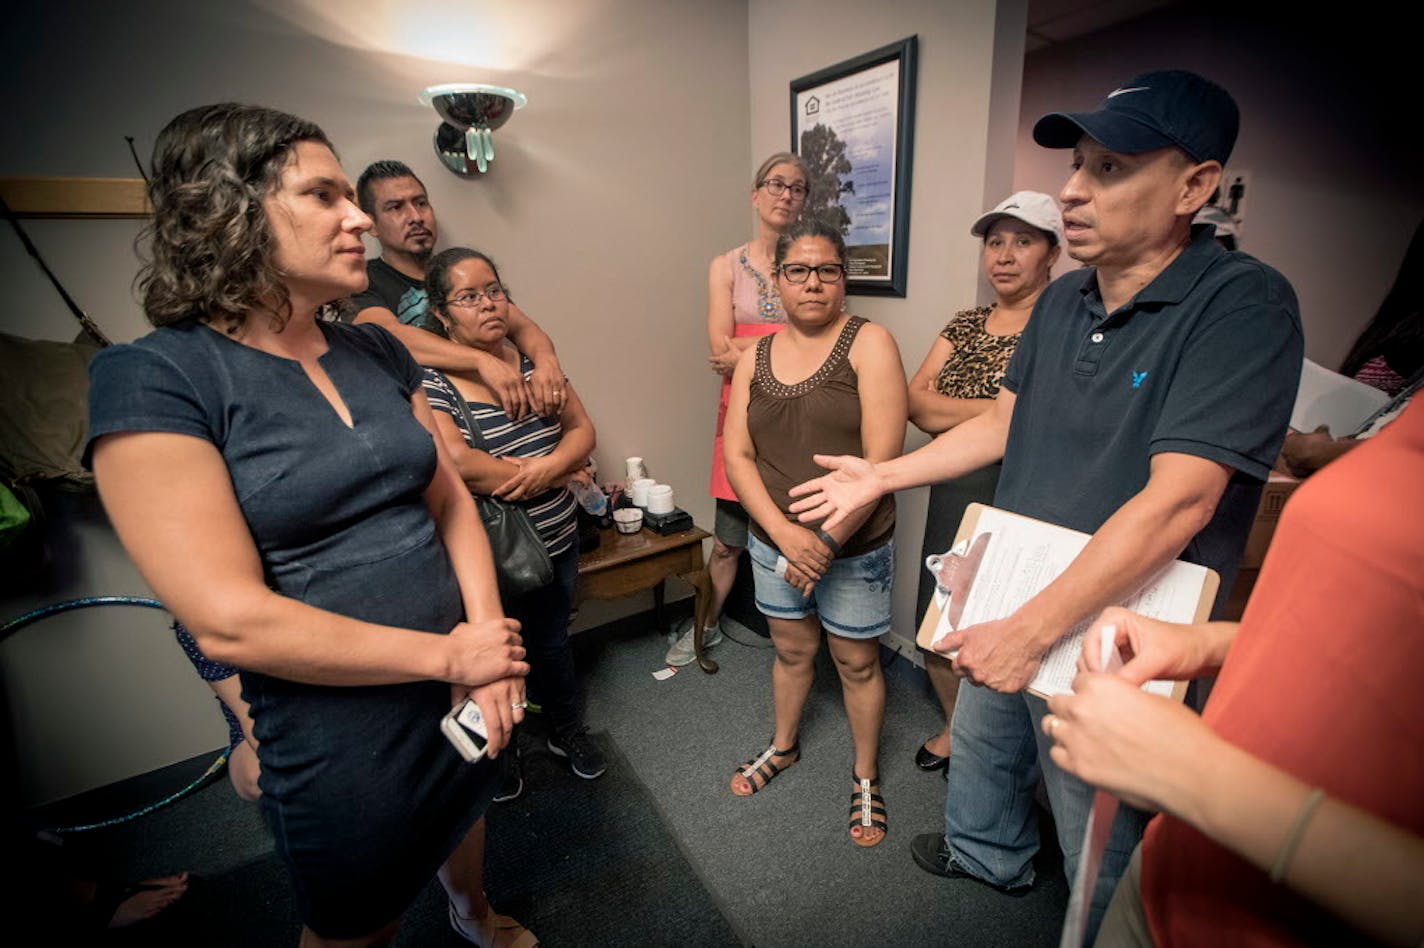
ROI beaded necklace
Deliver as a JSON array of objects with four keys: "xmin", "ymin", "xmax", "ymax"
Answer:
[{"xmin": 738, "ymin": 245, "xmax": 785, "ymax": 324}]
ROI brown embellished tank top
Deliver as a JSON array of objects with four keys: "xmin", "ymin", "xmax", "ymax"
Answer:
[{"xmin": 747, "ymin": 315, "xmax": 895, "ymax": 557}]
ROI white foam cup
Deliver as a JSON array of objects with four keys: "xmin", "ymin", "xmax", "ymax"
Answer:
[
  {"xmin": 630, "ymin": 478, "xmax": 655, "ymax": 507},
  {"xmin": 647, "ymin": 484, "xmax": 674, "ymax": 514}
]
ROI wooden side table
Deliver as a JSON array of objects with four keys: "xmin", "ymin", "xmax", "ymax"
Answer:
[{"xmin": 576, "ymin": 524, "xmax": 717, "ymax": 672}]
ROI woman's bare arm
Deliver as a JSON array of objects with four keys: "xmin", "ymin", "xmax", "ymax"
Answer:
[
  {"xmin": 429, "ymin": 410, "xmax": 522, "ymax": 494},
  {"xmin": 92, "ymin": 431, "xmax": 525, "ymax": 690},
  {"xmin": 707, "ymin": 255, "xmax": 747, "ymax": 376},
  {"xmin": 492, "ymin": 382, "xmax": 597, "ymax": 501},
  {"xmin": 907, "ymin": 336, "xmax": 996, "ymax": 435},
  {"xmin": 413, "ymin": 389, "xmax": 502, "ymax": 623},
  {"xmin": 1048, "ymin": 674, "xmax": 1424, "ymax": 946},
  {"xmin": 818, "ymin": 322, "xmax": 908, "ymax": 548},
  {"xmin": 412, "ymin": 388, "xmax": 529, "ymax": 748}
]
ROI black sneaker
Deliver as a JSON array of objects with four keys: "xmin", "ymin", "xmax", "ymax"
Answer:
[
  {"xmin": 910, "ymin": 832, "xmax": 961, "ymax": 878},
  {"xmin": 493, "ymin": 744, "xmax": 523, "ymax": 803},
  {"xmin": 910, "ymin": 833, "xmax": 1032, "ymax": 893},
  {"xmin": 546, "ymin": 726, "xmax": 607, "ymax": 780}
]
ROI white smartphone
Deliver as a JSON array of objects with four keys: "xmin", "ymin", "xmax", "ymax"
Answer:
[{"xmin": 440, "ymin": 698, "xmax": 489, "ymax": 763}]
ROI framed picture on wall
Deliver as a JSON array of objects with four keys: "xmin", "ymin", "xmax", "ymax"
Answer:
[{"xmin": 790, "ymin": 36, "xmax": 917, "ymax": 297}]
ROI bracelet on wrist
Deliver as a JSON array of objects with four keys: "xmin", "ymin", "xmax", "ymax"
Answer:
[
  {"xmin": 1269, "ymin": 787, "xmax": 1325, "ymax": 883},
  {"xmin": 814, "ymin": 528, "xmax": 843, "ymax": 558}
]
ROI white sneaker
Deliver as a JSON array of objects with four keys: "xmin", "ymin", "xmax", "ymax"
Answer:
[{"xmin": 664, "ymin": 620, "xmax": 724, "ymax": 666}]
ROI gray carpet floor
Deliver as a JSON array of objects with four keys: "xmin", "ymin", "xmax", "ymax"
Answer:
[
  {"xmin": 25, "ymin": 612, "xmax": 1070, "ymax": 946},
  {"xmin": 576, "ymin": 618, "xmax": 1069, "ymax": 947}
]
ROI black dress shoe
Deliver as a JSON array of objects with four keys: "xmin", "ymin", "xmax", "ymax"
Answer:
[{"xmin": 914, "ymin": 741, "xmax": 949, "ymax": 772}]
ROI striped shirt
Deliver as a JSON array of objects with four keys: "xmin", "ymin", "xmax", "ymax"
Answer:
[{"xmin": 422, "ymin": 358, "xmax": 578, "ymax": 557}]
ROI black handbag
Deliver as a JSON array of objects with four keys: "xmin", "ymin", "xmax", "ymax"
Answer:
[{"xmin": 441, "ymin": 374, "xmax": 555, "ymax": 598}]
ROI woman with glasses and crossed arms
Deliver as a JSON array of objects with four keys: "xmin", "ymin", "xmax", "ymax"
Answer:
[
  {"xmin": 666, "ymin": 153, "xmax": 810, "ymax": 668},
  {"xmin": 722, "ymin": 219, "xmax": 907, "ymax": 848},
  {"xmin": 420, "ymin": 248, "xmax": 606, "ymax": 801}
]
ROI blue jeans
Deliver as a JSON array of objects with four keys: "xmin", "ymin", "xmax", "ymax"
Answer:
[
  {"xmin": 943, "ymin": 683, "xmax": 1149, "ymax": 943},
  {"xmin": 504, "ymin": 546, "xmax": 581, "ymax": 730}
]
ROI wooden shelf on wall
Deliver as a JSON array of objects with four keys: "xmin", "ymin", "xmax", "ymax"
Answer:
[{"xmin": 0, "ymin": 176, "xmax": 150, "ymax": 219}]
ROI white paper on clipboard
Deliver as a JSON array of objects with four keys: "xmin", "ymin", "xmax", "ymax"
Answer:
[
  {"xmin": 1291, "ymin": 358, "xmax": 1388, "ymax": 435},
  {"xmin": 916, "ymin": 505, "xmax": 1217, "ymax": 700}
]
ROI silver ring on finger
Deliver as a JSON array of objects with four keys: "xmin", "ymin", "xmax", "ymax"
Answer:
[{"xmin": 511, "ymin": 701, "xmax": 528, "ymax": 711}]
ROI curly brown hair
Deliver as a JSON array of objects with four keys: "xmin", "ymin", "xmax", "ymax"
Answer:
[{"xmin": 136, "ymin": 103, "xmax": 335, "ymax": 332}]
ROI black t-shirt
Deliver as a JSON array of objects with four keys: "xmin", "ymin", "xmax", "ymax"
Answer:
[
  {"xmin": 996, "ymin": 225, "xmax": 1303, "ymax": 592},
  {"xmin": 344, "ymin": 257, "xmax": 444, "ymax": 335}
]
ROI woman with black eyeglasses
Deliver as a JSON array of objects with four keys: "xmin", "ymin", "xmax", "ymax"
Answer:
[
  {"xmin": 420, "ymin": 248, "xmax": 605, "ymax": 803},
  {"xmin": 668, "ymin": 153, "xmax": 810, "ymax": 668},
  {"xmin": 721, "ymin": 219, "xmax": 907, "ymax": 848}
]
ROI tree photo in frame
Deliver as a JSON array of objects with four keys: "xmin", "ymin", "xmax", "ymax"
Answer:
[{"xmin": 791, "ymin": 37, "xmax": 917, "ymax": 297}]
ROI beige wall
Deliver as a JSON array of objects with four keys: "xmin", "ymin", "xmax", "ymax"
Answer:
[
  {"xmin": 1013, "ymin": 4, "xmax": 1423, "ymax": 367},
  {"xmin": 2, "ymin": 0, "xmax": 750, "ymax": 804},
  {"xmin": 5, "ymin": 0, "xmax": 1041, "ymax": 803},
  {"xmin": 748, "ymin": 0, "xmax": 1027, "ymax": 660}
]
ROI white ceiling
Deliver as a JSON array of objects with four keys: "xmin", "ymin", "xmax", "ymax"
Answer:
[{"xmin": 1026, "ymin": 0, "xmax": 1181, "ymax": 51}]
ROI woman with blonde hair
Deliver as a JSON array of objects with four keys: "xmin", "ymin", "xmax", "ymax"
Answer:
[{"xmin": 666, "ymin": 152, "xmax": 810, "ymax": 667}]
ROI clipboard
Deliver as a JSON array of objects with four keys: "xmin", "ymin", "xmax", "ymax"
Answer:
[{"xmin": 914, "ymin": 503, "xmax": 1219, "ymax": 701}]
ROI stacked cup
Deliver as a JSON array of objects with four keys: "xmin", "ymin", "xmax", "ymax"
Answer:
[
  {"xmin": 646, "ymin": 484, "xmax": 674, "ymax": 515},
  {"xmin": 629, "ymin": 478, "xmax": 656, "ymax": 507}
]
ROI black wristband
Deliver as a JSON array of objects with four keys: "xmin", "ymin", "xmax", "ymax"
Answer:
[{"xmin": 814, "ymin": 528, "xmax": 843, "ymax": 557}]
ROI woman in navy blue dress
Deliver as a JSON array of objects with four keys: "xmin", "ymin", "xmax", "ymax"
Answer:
[{"xmin": 86, "ymin": 104, "xmax": 535, "ymax": 947}]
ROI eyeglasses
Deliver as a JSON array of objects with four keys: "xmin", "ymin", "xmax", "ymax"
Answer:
[
  {"xmin": 444, "ymin": 285, "xmax": 506, "ymax": 307},
  {"xmin": 760, "ymin": 178, "xmax": 808, "ymax": 200},
  {"xmin": 778, "ymin": 263, "xmax": 846, "ymax": 284}
]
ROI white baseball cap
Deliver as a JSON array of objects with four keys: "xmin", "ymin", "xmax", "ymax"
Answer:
[{"xmin": 970, "ymin": 191, "xmax": 1065, "ymax": 246}]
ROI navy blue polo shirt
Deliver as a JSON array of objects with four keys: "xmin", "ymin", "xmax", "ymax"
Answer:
[{"xmin": 996, "ymin": 225, "xmax": 1302, "ymax": 590}]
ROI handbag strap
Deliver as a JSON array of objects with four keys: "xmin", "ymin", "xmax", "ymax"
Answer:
[{"xmin": 434, "ymin": 370, "xmax": 494, "ymax": 453}]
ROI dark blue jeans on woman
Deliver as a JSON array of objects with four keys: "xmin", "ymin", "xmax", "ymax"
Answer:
[{"xmin": 504, "ymin": 546, "xmax": 581, "ymax": 731}]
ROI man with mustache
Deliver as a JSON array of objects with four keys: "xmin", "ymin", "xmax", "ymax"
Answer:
[
  {"xmin": 347, "ymin": 160, "xmax": 564, "ymax": 419},
  {"xmin": 787, "ymin": 71, "xmax": 1302, "ymax": 939}
]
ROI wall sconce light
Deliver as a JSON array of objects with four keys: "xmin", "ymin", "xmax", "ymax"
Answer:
[{"xmin": 419, "ymin": 83, "xmax": 527, "ymax": 177}]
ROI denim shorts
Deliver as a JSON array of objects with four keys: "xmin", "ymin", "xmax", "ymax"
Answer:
[{"xmin": 747, "ymin": 533, "xmax": 894, "ymax": 639}]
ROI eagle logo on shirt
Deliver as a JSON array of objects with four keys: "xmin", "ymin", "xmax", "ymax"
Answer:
[{"xmin": 1131, "ymin": 370, "xmax": 1149, "ymax": 389}]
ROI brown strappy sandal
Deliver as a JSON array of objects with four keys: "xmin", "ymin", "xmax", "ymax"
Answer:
[
  {"xmin": 729, "ymin": 740, "xmax": 800, "ymax": 796},
  {"xmin": 848, "ymin": 772, "xmax": 887, "ymax": 847}
]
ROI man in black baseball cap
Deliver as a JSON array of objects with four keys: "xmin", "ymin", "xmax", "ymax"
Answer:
[
  {"xmin": 1033, "ymin": 69, "xmax": 1239, "ymax": 164},
  {"xmin": 787, "ymin": 69, "xmax": 1302, "ymax": 941}
]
